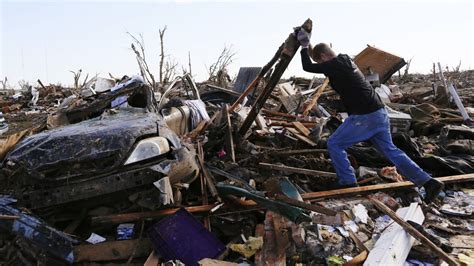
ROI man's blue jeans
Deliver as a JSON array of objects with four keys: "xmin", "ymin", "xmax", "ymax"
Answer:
[{"xmin": 327, "ymin": 107, "xmax": 431, "ymax": 186}]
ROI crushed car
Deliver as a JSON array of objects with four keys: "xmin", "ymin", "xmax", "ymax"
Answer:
[{"xmin": 1, "ymin": 74, "xmax": 207, "ymax": 210}]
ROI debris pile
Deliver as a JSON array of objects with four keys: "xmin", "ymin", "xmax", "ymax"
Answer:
[{"xmin": 1, "ymin": 19, "xmax": 473, "ymax": 265}]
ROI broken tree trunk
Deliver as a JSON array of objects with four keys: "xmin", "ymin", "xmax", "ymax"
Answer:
[
  {"xmin": 369, "ymin": 198, "xmax": 460, "ymax": 266},
  {"xmin": 238, "ymin": 19, "xmax": 312, "ymax": 137}
]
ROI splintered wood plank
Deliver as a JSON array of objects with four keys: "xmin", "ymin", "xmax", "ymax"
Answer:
[
  {"xmin": 74, "ymin": 239, "xmax": 152, "ymax": 262},
  {"xmin": 259, "ymin": 162, "xmax": 337, "ymax": 178},
  {"xmin": 292, "ymin": 121, "xmax": 311, "ymax": 136},
  {"xmin": 287, "ymin": 127, "xmax": 317, "ymax": 146}
]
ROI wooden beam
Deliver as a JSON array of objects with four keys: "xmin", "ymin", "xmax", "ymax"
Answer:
[
  {"xmin": 262, "ymin": 108, "xmax": 299, "ymax": 119},
  {"xmin": 286, "ymin": 127, "xmax": 317, "ymax": 146},
  {"xmin": 239, "ymin": 19, "xmax": 312, "ymax": 136},
  {"xmin": 91, "ymin": 174, "xmax": 474, "ymax": 225},
  {"xmin": 91, "ymin": 204, "xmax": 217, "ymax": 225},
  {"xmin": 268, "ymin": 121, "xmax": 317, "ymax": 127},
  {"xmin": 273, "ymin": 194, "xmax": 336, "ymax": 216},
  {"xmin": 0, "ymin": 215, "xmax": 20, "ymax": 220},
  {"xmin": 74, "ymin": 239, "xmax": 152, "ymax": 262},
  {"xmin": 259, "ymin": 162, "xmax": 337, "ymax": 178},
  {"xmin": 292, "ymin": 121, "xmax": 310, "ymax": 136},
  {"xmin": 224, "ymin": 105, "xmax": 236, "ymax": 163},
  {"xmin": 302, "ymin": 78, "xmax": 329, "ymax": 116},
  {"xmin": 302, "ymin": 173, "xmax": 474, "ymax": 200},
  {"xmin": 271, "ymin": 149, "xmax": 328, "ymax": 156},
  {"xmin": 364, "ymin": 203, "xmax": 425, "ymax": 265},
  {"xmin": 369, "ymin": 198, "xmax": 460, "ymax": 266}
]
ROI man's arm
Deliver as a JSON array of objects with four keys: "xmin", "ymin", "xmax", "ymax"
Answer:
[{"xmin": 300, "ymin": 47, "xmax": 327, "ymax": 74}]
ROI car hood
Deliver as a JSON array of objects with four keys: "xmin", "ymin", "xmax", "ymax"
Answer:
[{"xmin": 3, "ymin": 110, "xmax": 180, "ymax": 183}]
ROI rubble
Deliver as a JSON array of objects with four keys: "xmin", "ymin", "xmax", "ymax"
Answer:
[{"xmin": 1, "ymin": 18, "xmax": 473, "ymax": 266}]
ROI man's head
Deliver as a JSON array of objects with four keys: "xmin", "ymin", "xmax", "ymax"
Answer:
[{"xmin": 311, "ymin": 43, "xmax": 336, "ymax": 63}]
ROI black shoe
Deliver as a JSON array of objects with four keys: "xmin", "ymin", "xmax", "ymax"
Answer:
[{"xmin": 423, "ymin": 179, "xmax": 445, "ymax": 203}]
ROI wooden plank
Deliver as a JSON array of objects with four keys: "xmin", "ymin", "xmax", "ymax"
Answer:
[
  {"xmin": 302, "ymin": 78, "xmax": 329, "ymax": 116},
  {"xmin": 261, "ymin": 109, "xmax": 298, "ymax": 119},
  {"xmin": 292, "ymin": 121, "xmax": 310, "ymax": 136},
  {"xmin": 144, "ymin": 251, "xmax": 159, "ymax": 266},
  {"xmin": 91, "ymin": 174, "xmax": 474, "ymax": 225},
  {"xmin": 268, "ymin": 121, "xmax": 317, "ymax": 127},
  {"xmin": 364, "ymin": 203, "xmax": 425, "ymax": 265},
  {"xmin": 273, "ymin": 194, "xmax": 336, "ymax": 216},
  {"xmin": 271, "ymin": 149, "xmax": 328, "ymax": 156},
  {"xmin": 74, "ymin": 239, "xmax": 152, "ymax": 262},
  {"xmin": 286, "ymin": 127, "xmax": 317, "ymax": 146},
  {"xmin": 259, "ymin": 162, "xmax": 337, "ymax": 178},
  {"xmin": 302, "ymin": 173, "xmax": 474, "ymax": 200},
  {"xmin": 0, "ymin": 215, "xmax": 20, "ymax": 220},
  {"xmin": 369, "ymin": 198, "xmax": 460, "ymax": 266},
  {"xmin": 239, "ymin": 19, "xmax": 312, "ymax": 136},
  {"xmin": 224, "ymin": 105, "xmax": 236, "ymax": 163}
]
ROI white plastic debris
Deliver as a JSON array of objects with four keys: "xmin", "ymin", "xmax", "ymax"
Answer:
[
  {"xmin": 352, "ymin": 204, "xmax": 369, "ymax": 224},
  {"xmin": 85, "ymin": 232, "xmax": 106, "ymax": 244}
]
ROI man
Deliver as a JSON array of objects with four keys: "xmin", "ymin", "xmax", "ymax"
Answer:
[{"xmin": 296, "ymin": 29, "xmax": 444, "ymax": 203}]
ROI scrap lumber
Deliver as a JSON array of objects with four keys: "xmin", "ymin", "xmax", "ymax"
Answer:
[
  {"xmin": 144, "ymin": 251, "xmax": 159, "ymax": 266},
  {"xmin": 0, "ymin": 129, "xmax": 29, "ymax": 160},
  {"xmin": 224, "ymin": 105, "xmax": 236, "ymax": 162},
  {"xmin": 292, "ymin": 121, "xmax": 310, "ymax": 136},
  {"xmin": 271, "ymin": 149, "xmax": 328, "ymax": 156},
  {"xmin": 369, "ymin": 198, "xmax": 460, "ymax": 266},
  {"xmin": 302, "ymin": 78, "xmax": 329, "ymax": 116},
  {"xmin": 259, "ymin": 162, "xmax": 337, "ymax": 178},
  {"xmin": 262, "ymin": 109, "xmax": 299, "ymax": 119},
  {"xmin": 73, "ymin": 239, "xmax": 152, "ymax": 262},
  {"xmin": 286, "ymin": 127, "xmax": 317, "ymax": 146},
  {"xmin": 197, "ymin": 141, "xmax": 219, "ymax": 198},
  {"xmin": 0, "ymin": 215, "xmax": 20, "ymax": 220},
  {"xmin": 239, "ymin": 19, "xmax": 312, "ymax": 136},
  {"xmin": 268, "ymin": 121, "xmax": 316, "ymax": 127},
  {"xmin": 256, "ymin": 211, "xmax": 287, "ymax": 266},
  {"xmin": 364, "ymin": 203, "xmax": 425, "ymax": 265},
  {"xmin": 91, "ymin": 174, "xmax": 474, "ymax": 224},
  {"xmin": 302, "ymin": 173, "xmax": 474, "ymax": 200},
  {"xmin": 273, "ymin": 194, "xmax": 336, "ymax": 216}
]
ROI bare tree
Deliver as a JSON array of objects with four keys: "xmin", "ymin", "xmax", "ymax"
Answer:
[
  {"xmin": 128, "ymin": 32, "xmax": 156, "ymax": 89},
  {"xmin": 402, "ymin": 58, "xmax": 413, "ymax": 80},
  {"xmin": 163, "ymin": 57, "xmax": 178, "ymax": 84},
  {"xmin": 0, "ymin": 77, "xmax": 8, "ymax": 90},
  {"xmin": 207, "ymin": 46, "xmax": 236, "ymax": 84},
  {"xmin": 70, "ymin": 69, "xmax": 98, "ymax": 93},
  {"xmin": 452, "ymin": 60, "xmax": 462, "ymax": 73},
  {"xmin": 188, "ymin": 51, "xmax": 192, "ymax": 76},
  {"xmin": 159, "ymin": 26, "xmax": 167, "ymax": 84}
]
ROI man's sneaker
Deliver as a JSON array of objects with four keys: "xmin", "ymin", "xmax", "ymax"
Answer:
[{"xmin": 423, "ymin": 179, "xmax": 445, "ymax": 203}]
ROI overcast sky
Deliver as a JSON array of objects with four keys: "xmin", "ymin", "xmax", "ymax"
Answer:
[{"xmin": 1, "ymin": 0, "xmax": 473, "ymax": 87}]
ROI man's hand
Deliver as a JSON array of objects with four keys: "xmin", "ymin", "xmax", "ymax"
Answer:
[{"xmin": 297, "ymin": 29, "xmax": 311, "ymax": 48}]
